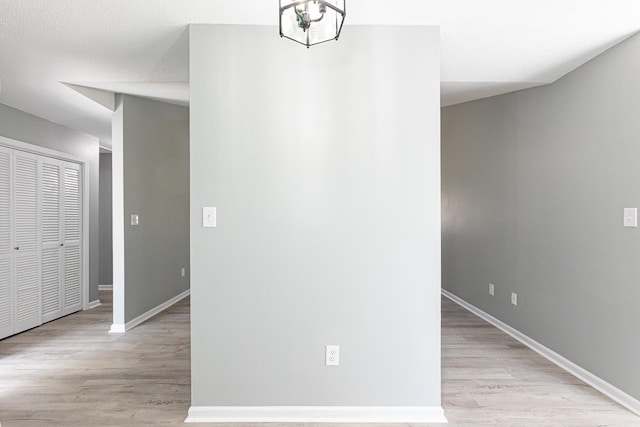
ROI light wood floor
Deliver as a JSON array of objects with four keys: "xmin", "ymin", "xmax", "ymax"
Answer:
[{"xmin": 0, "ymin": 291, "xmax": 638, "ymax": 426}]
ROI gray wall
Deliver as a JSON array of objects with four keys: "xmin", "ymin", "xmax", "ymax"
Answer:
[
  {"xmin": 0, "ymin": 103, "xmax": 100, "ymax": 302},
  {"xmin": 99, "ymin": 153, "xmax": 113, "ymax": 285},
  {"xmin": 442, "ymin": 32, "xmax": 640, "ymax": 400},
  {"xmin": 190, "ymin": 25, "xmax": 441, "ymax": 407},
  {"xmin": 114, "ymin": 95, "xmax": 190, "ymax": 323}
]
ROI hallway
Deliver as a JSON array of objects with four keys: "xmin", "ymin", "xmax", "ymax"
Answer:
[{"xmin": 0, "ymin": 291, "xmax": 637, "ymax": 426}]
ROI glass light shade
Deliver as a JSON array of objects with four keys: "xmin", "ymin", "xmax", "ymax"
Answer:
[{"xmin": 280, "ymin": 0, "xmax": 346, "ymax": 47}]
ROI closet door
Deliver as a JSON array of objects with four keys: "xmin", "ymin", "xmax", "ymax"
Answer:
[
  {"xmin": 13, "ymin": 151, "xmax": 41, "ymax": 334},
  {"xmin": 39, "ymin": 158, "xmax": 83, "ymax": 321},
  {"xmin": 0, "ymin": 146, "xmax": 13, "ymax": 339},
  {"xmin": 40, "ymin": 158, "xmax": 63, "ymax": 323},
  {"xmin": 61, "ymin": 162, "xmax": 82, "ymax": 315}
]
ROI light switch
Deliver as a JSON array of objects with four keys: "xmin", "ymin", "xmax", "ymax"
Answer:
[
  {"xmin": 624, "ymin": 208, "xmax": 637, "ymax": 228},
  {"xmin": 131, "ymin": 214, "xmax": 139, "ymax": 226},
  {"xmin": 203, "ymin": 207, "xmax": 216, "ymax": 228}
]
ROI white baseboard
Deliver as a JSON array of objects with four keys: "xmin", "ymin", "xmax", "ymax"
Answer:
[
  {"xmin": 88, "ymin": 299, "xmax": 101, "ymax": 309},
  {"xmin": 185, "ymin": 406, "xmax": 447, "ymax": 423},
  {"xmin": 442, "ymin": 289, "xmax": 640, "ymax": 417},
  {"xmin": 109, "ymin": 289, "xmax": 190, "ymax": 334},
  {"xmin": 109, "ymin": 323, "xmax": 126, "ymax": 333},
  {"xmin": 98, "ymin": 284, "xmax": 113, "ymax": 291}
]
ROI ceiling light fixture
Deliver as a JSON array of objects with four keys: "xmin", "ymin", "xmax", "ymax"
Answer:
[{"xmin": 279, "ymin": 0, "xmax": 346, "ymax": 48}]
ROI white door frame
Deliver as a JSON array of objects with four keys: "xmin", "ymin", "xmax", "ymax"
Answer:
[{"xmin": 0, "ymin": 135, "xmax": 91, "ymax": 310}]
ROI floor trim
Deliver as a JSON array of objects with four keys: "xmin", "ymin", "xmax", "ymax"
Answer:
[
  {"xmin": 98, "ymin": 284, "xmax": 113, "ymax": 291},
  {"xmin": 185, "ymin": 406, "xmax": 447, "ymax": 423},
  {"xmin": 88, "ymin": 299, "xmax": 101, "ymax": 309},
  {"xmin": 442, "ymin": 289, "xmax": 640, "ymax": 417},
  {"xmin": 109, "ymin": 289, "xmax": 190, "ymax": 334}
]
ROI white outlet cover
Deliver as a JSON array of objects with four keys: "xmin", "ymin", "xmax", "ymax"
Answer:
[
  {"xmin": 131, "ymin": 214, "xmax": 139, "ymax": 226},
  {"xmin": 511, "ymin": 292, "xmax": 518, "ymax": 306},
  {"xmin": 489, "ymin": 283, "xmax": 495, "ymax": 296},
  {"xmin": 326, "ymin": 345, "xmax": 339, "ymax": 366},
  {"xmin": 623, "ymin": 208, "xmax": 637, "ymax": 227}
]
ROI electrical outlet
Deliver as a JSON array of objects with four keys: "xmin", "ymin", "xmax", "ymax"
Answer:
[
  {"xmin": 511, "ymin": 292, "xmax": 518, "ymax": 306},
  {"xmin": 130, "ymin": 214, "xmax": 139, "ymax": 226},
  {"xmin": 181, "ymin": 267, "xmax": 186, "ymax": 277},
  {"xmin": 489, "ymin": 283, "xmax": 495, "ymax": 296},
  {"xmin": 326, "ymin": 345, "xmax": 339, "ymax": 366}
]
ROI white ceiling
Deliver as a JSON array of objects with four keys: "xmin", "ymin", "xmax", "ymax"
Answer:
[{"xmin": 0, "ymin": 0, "xmax": 639, "ymax": 148}]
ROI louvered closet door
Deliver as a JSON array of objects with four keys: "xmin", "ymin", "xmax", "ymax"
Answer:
[
  {"xmin": 40, "ymin": 158, "xmax": 63, "ymax": 323},
  {"xmin": 61, "ymin": 161, "xmax": 82, "ymax": 315},
  {"xmin": 13, "ymin": 151, "xmax": 41, "ymax": 333},
  {"xmin": 0, "ymin": 146, "xmax": 13, "ymax": 339}
]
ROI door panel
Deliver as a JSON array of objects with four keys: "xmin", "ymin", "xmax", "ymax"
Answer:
[
  {"xmin": 0, "ymin": 147, "xmax": 13, "ymax": 339},
  {"xmin": 40, "ymin": 158, "xmax": 63, "ymax": 322},
  {"xmin": 62, "ymin": 163, "xmax": 82, "ymax": 315},
  {"xmin": 13, "ymin": 151, "xmax": 40, "ymax": 333}
]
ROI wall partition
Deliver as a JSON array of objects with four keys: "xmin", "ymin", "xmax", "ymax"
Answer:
[{"xmin": 188, "ymin": 25, "xmax": 443, "ymax": 423}]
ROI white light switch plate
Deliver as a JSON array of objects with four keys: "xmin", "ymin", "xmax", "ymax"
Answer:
[
  {"xmin": 624, "ymin": 208, "xmax": 637, "ymax": 227},
  {"xmin": 131, "ymin": 214, "xmax": 139, "ymax": 226},
  {"xmin": 203, "ymin": 207, "xmax": 216, "ymax": 228}
]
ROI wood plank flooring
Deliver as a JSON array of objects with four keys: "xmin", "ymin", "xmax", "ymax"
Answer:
[
  {"xmin": 0, "ymin": 291, "xmax": 638, "ymax": 426},
  {"xmin": 439, "ymin": 297, "xmax": 640, "ymax": 427}
]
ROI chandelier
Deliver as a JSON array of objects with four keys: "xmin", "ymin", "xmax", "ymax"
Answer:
[{"xmin": 279, "ymin": 0, "xmax": 346, "ymax": 48}]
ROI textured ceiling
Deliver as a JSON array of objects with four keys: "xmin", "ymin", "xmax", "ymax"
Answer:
[{"xmin": 0, "ymin": 0, "xmax": 639, "ymax": 148}]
